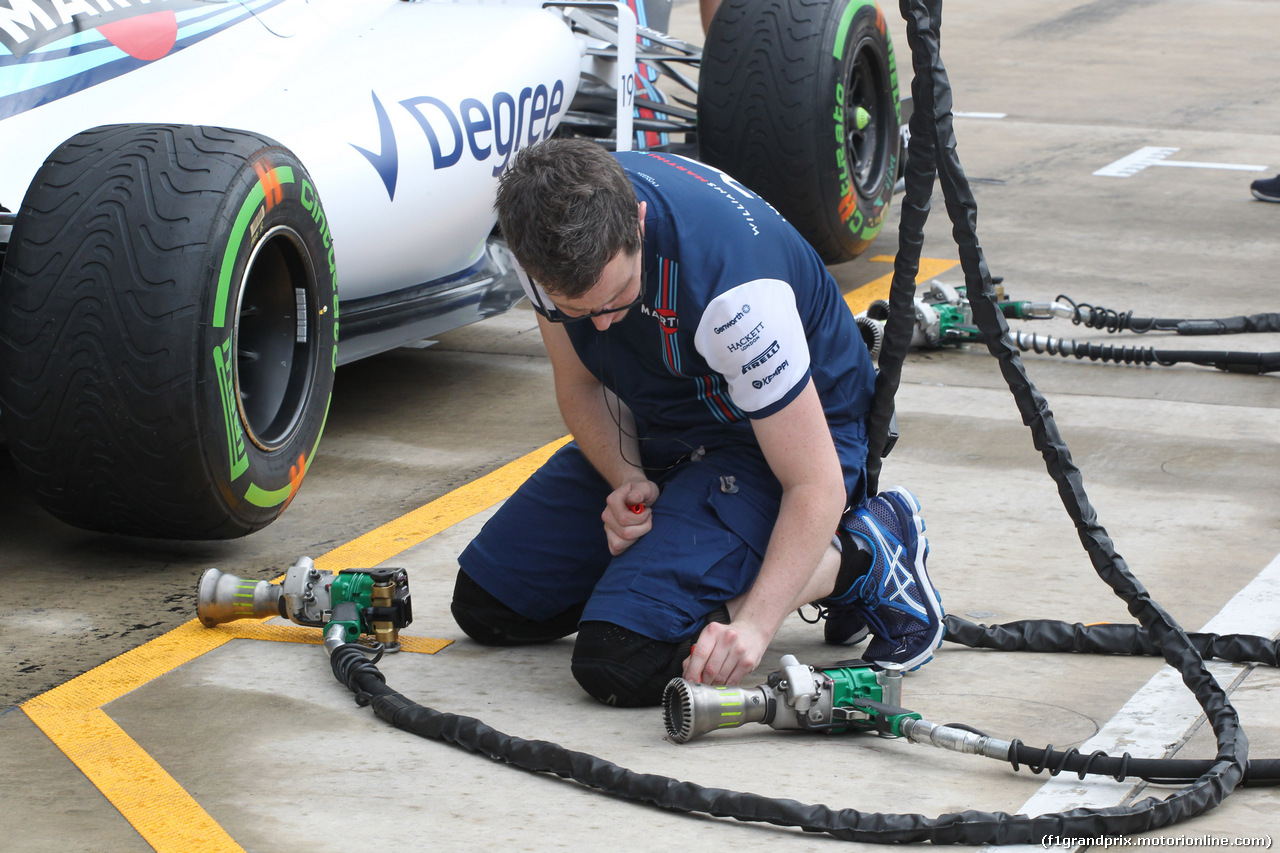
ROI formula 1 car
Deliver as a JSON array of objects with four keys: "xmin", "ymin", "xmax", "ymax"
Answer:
[{"xmin": 0, "ymin": 0, "xmax": 900, "ymax": 539}]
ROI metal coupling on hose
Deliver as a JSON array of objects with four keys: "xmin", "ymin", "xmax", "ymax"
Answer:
[
  {"xmin": 899, "ymin": 718, "xmax": 1012, "ymax": 760},
  {"xmin": 1001, "ymin": 301, "xmax": 1076, "ymax": 321},
  {"xmin": 323, "ymin": 622, "xmax": 349, "ymax": 656}
]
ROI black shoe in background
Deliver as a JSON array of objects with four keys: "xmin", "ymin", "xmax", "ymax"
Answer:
[{"xmin": 1251, "ymin": 173, "xmax": 1280, "ymax": 202}]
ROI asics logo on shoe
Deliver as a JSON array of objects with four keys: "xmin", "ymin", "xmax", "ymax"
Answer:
[
  {"xmin": 866, "ymin": 524, "xmax": 927, "ymax": 618},
  {"xmin": 885, "ymin": 561, "xmax": 927, "ymax": 617}
]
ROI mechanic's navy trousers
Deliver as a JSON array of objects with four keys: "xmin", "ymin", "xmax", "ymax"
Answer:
[{"xmin": 459, "ymin": 441, "xmax": 785, "ymax": 642}]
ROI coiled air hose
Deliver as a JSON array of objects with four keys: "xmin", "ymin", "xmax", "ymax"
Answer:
[
  {"xmin": 326, "ymin": 0, "xmax": 1279, "ymax": 842},
  {"xmin": 1011, "ymin": 331, "xmax": 1280, "ymax": 374},
  {"xmin": 1051, "ymin": 295, "xmax": 1280, "ymax": 336}
]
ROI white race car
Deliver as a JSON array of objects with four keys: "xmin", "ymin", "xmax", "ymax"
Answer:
[{"xmin": 0, "ymin": 0, "xmax": 900, "ymax": 538}]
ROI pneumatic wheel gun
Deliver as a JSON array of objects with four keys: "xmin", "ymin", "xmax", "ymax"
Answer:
[
  {"xmin": 663, "ymin": 654, "xmax": 917, "ymax": 743},
  {"xmin": 196, "ymin": 556, "xmax": 413, "ymax": 647}
]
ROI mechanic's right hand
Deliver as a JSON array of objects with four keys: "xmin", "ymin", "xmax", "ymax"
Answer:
[{"xmin": 602, "ymin": 479, "xmax": 659, "ymax": 555}]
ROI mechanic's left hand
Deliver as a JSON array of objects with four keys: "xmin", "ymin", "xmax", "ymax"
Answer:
[{"xmin": 682, "ymin": 619, "xmax": 770, "ymax": 687}]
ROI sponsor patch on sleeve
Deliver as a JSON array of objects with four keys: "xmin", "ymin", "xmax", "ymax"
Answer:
[{"xmin": 693, "ymin": 279, "xmax": 810, "ymax": 414}]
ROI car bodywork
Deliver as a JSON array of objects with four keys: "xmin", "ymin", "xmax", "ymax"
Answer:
[{"xmin": 1, "ymin": 0, "xmax": 590, "ymax": 362}]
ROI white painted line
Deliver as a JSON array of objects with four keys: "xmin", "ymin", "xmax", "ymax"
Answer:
[
  {"xmin": 1094, "ymin": 147, "xmax": 1180, "ymax": 177},
  {"xmin": 1095, "ymin": 146, "xmax": 1268, "ymax": 177},
  {"xmin": 954, "ymin": 111, "xmax": 1007, "ymax": 119},
  {"xmin": 980, "ymin": 551, "xmax": 1280, "ymax": 853},
  {"xmin": 1153, "ymin": 159, "xmax": 1268, "ymax": 172}
]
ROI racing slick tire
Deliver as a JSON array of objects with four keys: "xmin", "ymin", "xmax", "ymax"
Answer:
[
  {"xmin": 698, "ymin": 0, "xmax": 901, "ymax": 264},
  {"xmin": 0, "ymin": 124, "xmax": 337, "ymax": 539}
]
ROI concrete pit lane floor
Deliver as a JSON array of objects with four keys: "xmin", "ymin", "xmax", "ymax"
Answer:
[{"xmin": 3, "ymin": 1, "xmax": 1280, "ymax": 850}]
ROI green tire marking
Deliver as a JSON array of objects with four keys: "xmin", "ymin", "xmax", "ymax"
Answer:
[
  {"xmin": 213, "ymin": 166, "xmax": 296, "ymax": 329},
  {"xmin": 829, "ymin": 1, "xmax": 900, "ymax": 244},
  {"xmin": 242, "ymin": 393, "xmax": 332, "ymax": 508},
  {"xmin": 832, "ymin": 0, "xmax": 876, "ymax": 60},
  {"xmin": 244, "ymin": 482, "xmax": 291, "ymax": 509},
  {"xmin": 211, "ymin": 163, "xmax": 302, "ymax": 487},
  {"xmin": 213, "ymin": 338, "xmax": 249, "ymax": 480}
]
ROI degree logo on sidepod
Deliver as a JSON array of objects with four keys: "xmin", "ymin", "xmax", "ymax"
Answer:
[{"xmin": 352, "ymin": 81, "xmax": 567, "ymax": 201}]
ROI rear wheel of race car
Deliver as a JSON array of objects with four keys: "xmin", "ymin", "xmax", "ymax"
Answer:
[
  {"xmin": 0, "ymin": 124, "xmax": 337, "ymax": 539},
  {"xmin": 698, "ymin": 0, "xmax": 901, "ymax": 264}
]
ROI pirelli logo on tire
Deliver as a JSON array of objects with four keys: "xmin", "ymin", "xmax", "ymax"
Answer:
[
  {"xmin": 203, "ymin": 141, "xmax": 336, "ymax": 525},
  {"xmin": 213, "ymin": 338, "xmax": 250, "ymax": 481}
]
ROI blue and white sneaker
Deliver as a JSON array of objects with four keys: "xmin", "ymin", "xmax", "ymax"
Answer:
[{"xmin": 825, "ymin": 487, "xmax": 944, "ymax": 671}]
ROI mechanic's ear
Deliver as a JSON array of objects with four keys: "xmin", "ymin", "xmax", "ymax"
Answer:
[{"xmin": 638, "ymin": 201, "xmax": 647, "ymax": 235}]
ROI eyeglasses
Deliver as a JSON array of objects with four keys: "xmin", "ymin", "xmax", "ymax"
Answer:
[{"xmin": 536, "ymin": 255, "xmax": 645, "ymax": 324}]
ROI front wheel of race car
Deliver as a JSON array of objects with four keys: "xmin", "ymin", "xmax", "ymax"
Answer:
[
  {"xmin": 698, "ymin": 0, "xmax": 901, "ymax": 265},
  {"xmin": 0, "ymin": 124, "xmax": 337, "ymax": 539}
]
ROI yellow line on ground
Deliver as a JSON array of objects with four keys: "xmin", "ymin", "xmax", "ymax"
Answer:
[
  {"xmin": 21, "ymin": 437, "xmax": 572, "ymax": 853},
  {"xmin": 24, "ymin": 705, "xmax": 243, "ymax": 853},
  {"xmin": 25, "ymin": 620, "xmax": 232, "ymax": 713},
  {"xmin": 313, "ymin": 435, "xmax": 573, "ymax": 573},
  {"xmin": 845, "ymin": 254, "xmax": 960, "ymax": 315},
  {"xmin": 22, "ymin": 622, "xmax": 242, "ymax": 852},
  {"xmin": 210, "ymin": 621, "xmax": 452, "ymax": 655},
  {"xmin": 18, "ymin": 257, "xmax": 954, "ymax": 852}
]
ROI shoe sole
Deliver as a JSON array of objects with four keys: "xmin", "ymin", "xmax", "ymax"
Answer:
[
  {"xmin": 1251, "ymin": 188, "xmax": 1280, "ymax": 202},
  {"xmin": 873, "ymin": 487, "xmax": 946, "ymax": 672}
]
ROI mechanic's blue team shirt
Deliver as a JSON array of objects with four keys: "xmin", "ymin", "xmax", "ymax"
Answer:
[{"xmin": 521, "ymin": 151, "xmax": 876, "ymax": 497}]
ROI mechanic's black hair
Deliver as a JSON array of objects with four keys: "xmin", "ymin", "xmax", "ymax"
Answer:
[{"xmin": 495, "ymin": 138, "xmax": 642, "ymax": 299}]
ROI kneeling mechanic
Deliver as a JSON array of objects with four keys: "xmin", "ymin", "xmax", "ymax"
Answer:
[{"xmin": 451, "ymin": 139, "xmax": 945, "ymax": 707}]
